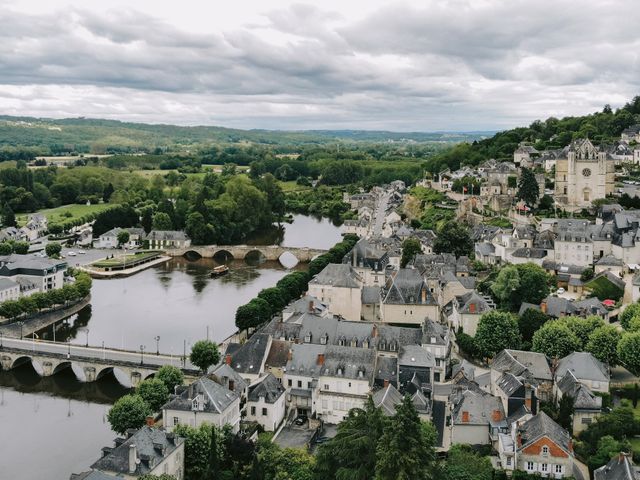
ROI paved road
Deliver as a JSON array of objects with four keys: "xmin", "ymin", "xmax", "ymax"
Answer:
[
  {"xmin": 0, "ymin": 336, "xmax": 197, "ymax": 371},
  {"xmin": 372, "ymin": 192, "xmax": 390, "ymax": 237}
]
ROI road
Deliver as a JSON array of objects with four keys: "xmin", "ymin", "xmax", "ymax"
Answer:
[
  {"xmin": 0, "ymin": 336, "xmax": 197, "ymax": 371},
  {"xmin": 372, "ymin": 192, "xmax": 390, "ymax": 237}
]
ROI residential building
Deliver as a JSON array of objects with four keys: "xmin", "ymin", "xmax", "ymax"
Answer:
[
  {"xmin": 447, "ymin": 291, "xmax": 494, "ymax": 336},
  {"xmin": 594, "ymin": 453, "xmax": 640, "ymax": 480},
  {"xmin": 499, "ymin": 412, "xmax": 580, "ymax": 479},
  {"xmin": 146, "ymin": 230, "xmax": 191, "ymax": 250},
  {"xmin": 491, "ymin": 350, "xmax": 553, "ymax": 402},
  {"xmin": 162, "ymin": 376, "xmax": 241, "ymax": 433},
  {"xmin": 95, "ymin": 227, "xmax": 145, "ymax": 249},
  {"xmin": 555, "ymin": 370, "xmax": 602, "ymax": 435},
  {"xmin": 0, "ymin": 254, "xmax": 67, "ymax": 293},
  {"xmin": 225, "ymin": 333, "xmax": 272, "ymax": 384},
  {"xmin": 555, "ymin": 352, "xmax": 610, "ymax": 394},
  {"xmin": 421, "ymin": 319, "xmax": 450, "ymax": 382},
  {"xmin": 0, "ymin": 278, "xmax": 20, "ymax": 302},
  {"xmin": 245, "ymin": 373, "xmax": 286, "ymax": 432},
  {"xmin": 308, "ymin": 263, "xmax": 363, "ymax": 321},
  {"xmin": 380, "ymin": 268, "xmax": 438, "ymax": 325},
  {"xmin": 87, "ymin": 426, "xmax": 184, "ymax": 480}
]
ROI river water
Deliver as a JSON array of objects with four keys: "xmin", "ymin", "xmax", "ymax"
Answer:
[{"xmin": 0, "ymin": 214, "xmax": 342, "ymax": 480}]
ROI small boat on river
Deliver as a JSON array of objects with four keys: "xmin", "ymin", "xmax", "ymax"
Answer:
[{"xmin": 211, "ymin": 265, "xmax": 230, "ymax": 277}]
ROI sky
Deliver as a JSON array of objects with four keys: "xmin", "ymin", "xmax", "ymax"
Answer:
[{"xmin": 0, "ymin": 0, "xmax": 638, "ymax": 131}]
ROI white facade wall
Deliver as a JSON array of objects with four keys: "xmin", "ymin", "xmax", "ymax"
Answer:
[
  {"xmin": 381, "ymin": 304, "xmax": 439, "ymax": 325},
  {"xmin": 163, "ymin": 398, "xmax": 241, "ymax": 434},
  {"xmin": 554, "ymin": 240, "xmax": 593, "ymax": 267},
  {"xmin": 307, "ymin": 284, "xmax": 362, "ymax": 321},
  {"xmin": 451, "ymin": 424, "xmax": 489, "ymax": 445},
  {"xmin": 316, "ymin": 376, "xmax": 370, "ymax": 424},
  {"xmin": 0, "ymin": 284, "xmax": 20, "ymax": 301},
  {"xmin": 246, "ymin": 394, "xmax": 286, "ymax": 432}
]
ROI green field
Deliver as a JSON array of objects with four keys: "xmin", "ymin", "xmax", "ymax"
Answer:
[
  {"xmin": 17, "ymin": 203, "xmax": 117, "ymax": 227},
  {"xmin": 92, "ymin": 251, "xmax": 159, "ymax": 268},
  {"xmin": 278, "ymin": 180, "xmax": 312, "ymax": 192}
]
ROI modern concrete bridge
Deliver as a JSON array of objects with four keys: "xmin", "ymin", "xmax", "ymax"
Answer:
[
  {"xmin": 166, "ymin": 245, "xmax": 327, "ymax": 263},
  {"xmin": 0, "ymin": 337, "xmax": 200, "ymax": 387}
]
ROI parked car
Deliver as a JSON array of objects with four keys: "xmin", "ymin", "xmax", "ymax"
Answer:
[
  {"xmin": 294, "ymin": 415, "xmax": 308, "ymax": 426},
  {"xmin": 556, "ymin": 287, "xmax": 565, "ymax": 294},
  {"xmin": 68, "ymin": 251, "xmax": 77, "ymax": 256},
  {"xmin": 78, "ymin": 250, "xmax": 86, "ymax": 254}
]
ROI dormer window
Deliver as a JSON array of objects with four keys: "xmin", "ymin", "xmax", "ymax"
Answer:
[
  {"xmin": 390, "ymin": 341, "xmax": 397, "ymax": 352},
  {"xmin": 304, "ymin": 332, "xmax": 312, "ymax": 343},
  {"xmin": 351, "ymin": 337, "xmax": 358, "ymax": 348},
  {"xmin": 542, "ymin": 446, "xmax": 549, "ymax": 456},
  {"xmin": 320, "ymin": 333, "xmax": 328, "ymax": 345},
  {"xmin": 363, "ymin": 338, "xmax": 369, "ymax": 349},
  {"xmin": 337, "ymin": 367, "xmax": 343, "ymax": 376}
]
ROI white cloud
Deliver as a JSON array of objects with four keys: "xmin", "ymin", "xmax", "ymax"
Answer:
[{"xmin": 0, "ymin": 0, "xmax": 637, "ymax": 130}]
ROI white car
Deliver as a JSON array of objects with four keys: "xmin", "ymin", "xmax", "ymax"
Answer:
[
  {"xmin": 78, "ymin": 250, "xmax": 86, "ymax": 254},
  {"xmin": 556, "ymin": 288, "xmax": 565, "ymax": 294},
  {"xmin": 67, "ymin": 251, "xmax": 77, "ymax": 256}
]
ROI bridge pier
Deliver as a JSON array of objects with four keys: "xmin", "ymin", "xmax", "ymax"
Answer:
[
  {"xmin": 84, "ymin": 366, "xmax": 97, "ymax": 382},
  {"xmin": 130, "ymin": 371, "xmax": 142, "ymax": 387},
  {"xmin": 1, "ymin": 355, "xmax": 12, "ymax": 371},
  {"xmin": 42, "ymin": 361, "xmax": 54, "ymax": 376}
]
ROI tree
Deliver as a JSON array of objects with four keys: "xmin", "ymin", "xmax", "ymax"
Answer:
[
  {"xmin": 620, "ymin": 303, "xmax": 640, "ymax": 330},
  {"xmin": 255, "ymin": 437, "xmax": 315, "ymax": 480},
  {"xmin": 152, "ymin": 212, "xmax": 174, "ymax": 231},
  {"xmin": 45, "ymin": 242, "xmax": 62, "ymax": 258},
  {"xmin": 557, "ymin": 394, "xmax": 574, "ymax": 431},
  {"xmin": 400, "ymin": 238, "xmax": 422, "ymax": 268},
  {"xmin": 139, "ymin": 475, "xmax": 176, "ymax": 480},
  {"xmin": 174, "ymin": 423, "xmax": 217, "ymax": 480},
  {"xmin": 189, "ymin": 339, "xmax": 220, "ymax": 373},
  {"xmin": 156, "ymin": 365, "xmax": 184, "ymax": 394},
  {"xmin": 490, "ymin": 265, "xmax": 520, "ymax": 308},
  {"xmin": 2, "ymin": 203, "xmax": 16, "ymax": 227},
  {"xmin": 185, "ymin": 212, "xmax": 214, "ymax": 245},
  {"xmin": 559, "ymin": 315, "xmax": 604, "ymax": 349},
  {"xmin": 316, "ymin": 396, "xmax": 386, "ymax": 480},
  {"xmin": 441, "ymin": 444, "xmax": 493, "ymax": 480},
  {"xmin": 586, "ymin": 325, "xmax": 621, "ymax": 366},
  {"xmin": 581, "ymin": 268, "xmax": 595, "ymax": 282},
  {"xmin": 12, "ymin": 241, "xmax": 29, "ymax": 254},
  {"xmin": 235, "ymin": 297, "xmax": 272, "ymax": 330},
  {"xmin": 257, "ymin": 287, "xmax": 287, "ymax": 316},
  {"xmin": 0, "ymin": 242, "xmax": 12, "ymax": 255},
  {"xmin": 103, "ymin": 182, "xmax": 115, "ymax": 202},
  {"xmin": 375, "ymin": 396, "xmax": 436, "ymax": 480},
  {"xmin": 117, "ymin": 230, "xmax": 130, "ymax": 247},
  {"xmin": 433, "ymin": 221, "xmax": 473, "ymax": 258},
  {"xmin": 491, "ymin": 263, "xmax": 550, "ymax": 311},
  {"xmin": 532, "ymin": 321, "xmax": 581, "ymax": 359},
  {"xmin": 107, "ymin": 394, "xmax": 151, "ymax": 434},
  {"xmin": 587, "ymin": 435, "xmax": 630, "ymax": 472},
  {"xmin": 474, "ymin": 312, "xmax": 521, "ymax": 359},
  {"xmin": 617, "ymin": 332, "xmax": 640, "ymax": 375},
  {"xmin": 208, "ymin": 421, "xmax": 220, "ymax": 479},
  {"xmin": 518, "ymin": 308, "xmax": 549, "ymax": 343},
  {"xmin": 141, "ymin": 208, "xmax": 153, "ymax": 234},
  {"xmin": 517, "ymin": 167, "xmax": 540, "ymax": 206},
  {"xmin": 136, "ymin": 378, "xmax": 169, "ymax": 412}
]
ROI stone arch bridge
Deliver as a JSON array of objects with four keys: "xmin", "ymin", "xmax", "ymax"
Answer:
[
  {"xmin": 166, "ymin": 245, "xmax": 327, "ymax": 263},
  {"xmin": 0, "ymin": 338, "xmax": 200, "ymax": 387}
]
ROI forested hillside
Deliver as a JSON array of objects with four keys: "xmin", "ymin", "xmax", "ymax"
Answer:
[{"xmin": 425, "ymin": 95, "xmax": 640, "ymax": 174}]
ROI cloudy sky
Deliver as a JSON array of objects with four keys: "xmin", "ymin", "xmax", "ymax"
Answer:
[{"xmin": 0, "ymin": 0, "xmax": 638, "ymax": 131}]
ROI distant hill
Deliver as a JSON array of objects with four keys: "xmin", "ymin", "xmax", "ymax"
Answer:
[{"xmin": 0, "ymin": 115, "xmax": 494, "ymax": 155}]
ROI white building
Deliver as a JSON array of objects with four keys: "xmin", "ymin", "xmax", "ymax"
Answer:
[
  {"xmin": 0, "ymin": 254, "xmax": 67, "ymax": 293},
  {"xmin": 95, "ymin": 227, "xmax": 145, "ymax": 249},
  {"xmin": 307, "ymin": 264, "xmax": 362, "ymax": 321},
  {"xmin": 245, "ymin": 373, "xmax": 286, "ymax": 432},
  {"xmin": 146, "ymin": 231, "xmax": 191, "ymax": 250}
]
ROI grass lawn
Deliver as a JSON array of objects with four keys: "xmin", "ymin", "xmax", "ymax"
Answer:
[
  {"xmin": 17, "ymin": 203, "xmax": 117, "ymax": 227},
  {"xmin": 92, "ymin": 251, "xmax": 159, "ymax": 268},
  {"xmin": 278, "ymin": 180, "xmax": 312, "ymax": 192}
]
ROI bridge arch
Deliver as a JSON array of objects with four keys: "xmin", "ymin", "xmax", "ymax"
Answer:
[
  {"xmin": 278, "ymin": 251, "xmax": 299, "ymax": 268},
  {"xmin": 183, "ymin": 250, "xmax": 203, "ymax": 261},
  {"xmin": 244, "ymin": 249, "xmax": 266, "ymax": 264},
  {"xmin": 213, "ymin": 249, "xmax": 234, "ymax": 262},
  {"xmin": 52, "ymin": 361, "xmax": 73, "ymax": 375},
  {"xmin": 96, "ymin": 366, "xmax": 131, "ymax": 387},
  {"xmin": 11, "ymin": 356, "xmax": 43, "ymax": 375}
]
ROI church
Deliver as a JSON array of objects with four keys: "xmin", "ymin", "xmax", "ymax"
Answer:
[{"xmin": 554, "ymin": 138, "xmax": 615, "ymax": 209}]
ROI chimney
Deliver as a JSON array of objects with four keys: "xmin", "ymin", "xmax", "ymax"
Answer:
[
  {"xmin": 146, "ymin": 416, "xmax": 155, "ymax": 427},
  {"xmin": 568, "ymin": 440, "xmax": 573, "ymax": 452},
  {"xmin": 516, "ymin": 433, "xmax": 522, "ymax": 447},
  {"xmin": 421, "ymin": 288, "xmax": 426, "ymax": 303},
  {"xmin": 101, "ymin": 447, "xmax": 113, "ymax": 458},
  {"xmin": 166, "ymin": 433, "xmax": 175, "ymax": 446},
  {"xmin": 492, "ymin": 410, "xmax": 503, "ymax": 422},
  {"xmin": 383, "ymin": 379, "xmax": 389, "ymax": 388},
  {"xmin": 287, "ymin": 349, "xmax": 293, "ymax": 361},
  {"xmin": 153, "ymin": 442, "xmax": 165, "ymax": 456},
  {"xmin": 308, "ymin": 300, "xmax": 314, "ymax": 312},
  {"xmin": 317, "ymin": 353, "xmax": 325, "ymax": 366},
  {"xmin": 128, "ymin": 444, "xmax": 137, "ymax": 474},
  {"xmin": 541, "ymin": 301, "xmax": 547, "ymax": 314},
  {"xmin": 462, "ymin": 411, "xmax": 470, "ymax": 423},
  {"xmin": 225, "ymin": 354, "xmax": 232, "ymax": 366},
  {"xmin": 469, "ymin": 303, "xmax": 476, "ymax": 314},
  {"xmin": 372, "ymin": 324, "xmax": 378, "ymax": 338}
]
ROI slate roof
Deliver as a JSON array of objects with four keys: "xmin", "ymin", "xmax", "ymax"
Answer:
[
  {"xmin": 146, "ymin": 230, "xmax": 190, "ymax": 241},
  {"xmin": 374, "ymin": 355, "xmax": 398, "ymax": 386},
  {"xmin": 282, "ymin": 295, "xmax": 327, "ymax": 316},
  {"xmin": 226, "ymin": 333, "xmax": 271, "ymax": 376},
  {"xmin": 594, "ymin": 454, "xmax": 640, "ymax": 480},
  {"xmin": 491, "ymin": 350, "xmax": 552, "ymax": 382},
  {"xmin": 450, "ymin": 380, "xmax": 504, "ymax": 426},
  {"xmin": 557, "ymin": 352, "xmax": 609, "ymax": 384},
  {"xmin": 373, "ymin": 384, "xmax": 404, "ymax": 416},
  {"xmin": 247, "ymin": 373, "xmax": 285, "ymax": 404},
  {"xmin": 517, "ymin": 411, "xmax": 572, "ymax": 454},
  {"xmin": 309, "ymin": 263, "xmax": 361, "ymax": 288},
  {"xmin": 597, "ymin": 255, "xmax": 624, "ymax": 267},
  {"xmin": 512, "ymin": 247, "xmax": 548, "ymax": 259},
  {"xmin": 398, "ymin": 345, "xmax": 435, "ymax": 368},
  {"xmin": 556, "ymin": 371, "xmax": 602, "ymax": 411},
  {"xmin": 361, "ymin": 285, "xmax": 381, "ymax": 304},
  {"xmin": 475, "ymin": 242, "xmax": 495, "ymax": 256},
  {"xmin": 422, "ymin": 319, "xmax": 448, "ymax": 346},
  {"xmin": 163, "ymin": 376, "xmax": 239, "ymax": 414},
  {"xmin": 382, "ymin": 268, "xmax": 435, "ymax": 305},
  {"xmin": 573, "ymin": 297, "xmax": 608, "ymax": 316},
  {"xmin": 322, "ymin": 345, "xmax": 376, "ymax": 382},
  {"xmin": 497, "ymin": 372, "xmax": 525, "ymax": 397},
  {"xmin": 0, "ymin": 254, "xmax": 67, "ymax": 274},
  {"xmin": 71, "ymin": 471, "xmax": 120, "ymax": 480},
  {"xmin": 100, "ymin": 227, "xmax": 145, "ymax": 238},
  {"xmin": 91, "ymin": 427, "xmax": 183, "ymax": 476},
  {"xmin": 264, "ymin": 340, "xmax": 291, "ymax": 370},
  {"xmin": 456, "ymin": 291, "xmax": 494, "ymax": 315},
  {"xmin": 286, "ymin": 343, "xmax": 327, "ymax": 379},
  {"xmin": 210, "ymin": 364, "xmax": 248, "ymax": 394}
]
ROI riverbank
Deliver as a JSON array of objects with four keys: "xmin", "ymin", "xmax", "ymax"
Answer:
[
  {"xmin": 0, "ymin": 295, "xmax": 91, "ymax": 338},
  {"xmin": 80, "ymin": 255, "xmax": 170, "ymax": 278}
]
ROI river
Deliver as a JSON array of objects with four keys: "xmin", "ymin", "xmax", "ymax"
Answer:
[{"xmin": 0, "ymin": 214, "xmax": 342, "ymax": 480}]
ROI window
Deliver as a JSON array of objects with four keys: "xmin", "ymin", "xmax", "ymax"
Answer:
[
  {"xmin": 542, "ymin": 446, "xmax": 549, "ymax": 456},
  {"xmin": 324, "ymin": 384, "xmax": 329, "ymax": 390},
  {"xmin": 307, "ymin": 382, "xmax": 312, "ymax": 389},
  {"xmin": 527, "ymin": 462, "xmax": 534, "ymax": 471},
  {"xmin": 541, "ymin": 463, "xmax": 548, "ymax": 472},
  {"xmin": 173, "ymin": 417, "xmax": 180, "ymax": 426},
  {"xmin": 297, "ymin": 380, "xmax": 302, "ymax": 388},
  {"xmin": 506, "ymin": 457, "xmax": 511, "ymax": 466},
  {"xmin": 262, "ymin": 408, "xmax": 268, "ymax": 416},
  {"xmin": 251, "ymin": 406, "xmax": 256, "ymax": 415},
  {"xmin": 555, "ymin": 465, "xmax": 563, "ymax": 474},
  {"xmin": 581, "ymin": 417, "xmax": 592, "ymax": 424},
  {"xmin": 288, "ymin": 379, "xmax": 292, "ymax": 387}
]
